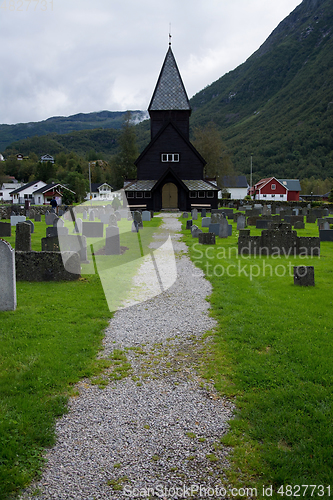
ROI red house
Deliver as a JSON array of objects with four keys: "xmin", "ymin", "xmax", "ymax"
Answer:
[{"xmin": 250, "ymin": 177, "xmax": 301, "ymax": 201}]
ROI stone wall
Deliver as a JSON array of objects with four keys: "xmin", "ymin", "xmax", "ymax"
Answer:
[
  {"xmin": 0, "ymin": 205, "xmax": 68, "ymax": 220},
  {"xmin": 15, "ymin": 251, "xmax": 81, "ymax": 281}
]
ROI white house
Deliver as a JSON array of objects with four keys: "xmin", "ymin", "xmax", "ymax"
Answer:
[
  {"xmin": 40, "ymin": 154, "xmax": 55, "ymax": 163},
  {"xmin": 10, "ymin": 180, "xmax": 47, "ymax": 204},
  {"xmin": 86, "ymin": 182, "xmax": 113, "ymax": 201},
  {"xmin": 33, "ymin": 182, "xmax": 75, "ymax": 205},
  {"xmin": 0, "ymin": 182, "xmax": 23, "ymax": 202},
  {"xmin": 219, "ymin": 175, "xmax": 249, "ymax": 200}
]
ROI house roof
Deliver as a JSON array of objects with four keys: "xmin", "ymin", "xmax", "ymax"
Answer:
[
  {"xmin": 182, "ymin": 179, "xmax": 219, "ymax": 191},
  {"xmin": 10, "ymin": 180, "xmax": 45, "ymax": 195},
  {"xmin": 148, "ymin": 47, "xmax": 191, "ymax": 112},
  {"xmin": 33, "ymin": 183, "xmax": 75, "ymax": 195},
  {"xmin": 124, "ymin": 180, "xmax": 157, "ymax": 191},
  {"xmin": 255, "ymin": 177, "xmax": 286, "ymax": 191},
  {"xmin": 278, "ymin": 179, "xmax": 301, "ymax": 191},
  {"xmin": 222, "ymin": 175, "xmax": 248, "ymax": 189},
  {"xmin": 90, "ymin": 182, "xmax": 112, "ymax": 192}
]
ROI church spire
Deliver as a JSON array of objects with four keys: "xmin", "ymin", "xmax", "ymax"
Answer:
[{"xmin": 148, "ymin": 47, "xmax": 191, "ymax": 112}]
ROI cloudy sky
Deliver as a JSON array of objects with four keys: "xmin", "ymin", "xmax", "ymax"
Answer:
[{"xmin": 1, "ymin": 0, "xmax": 302, "ymax": 125}]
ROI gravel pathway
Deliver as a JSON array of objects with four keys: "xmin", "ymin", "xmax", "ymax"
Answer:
[{"xmin": 19, "ymin": 214, "xmax": 234, "ymax": 500}]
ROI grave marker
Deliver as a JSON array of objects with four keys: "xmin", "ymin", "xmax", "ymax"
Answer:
[
  {"xmin": 15, "ymin": 222, "xmax": 31, "ymax": 251},
  {"xmin": 105, "ymin": 226, "xmax": 121, "ymax": 255},
  {"xmin": 0, "ymin": 240, "xmax": 16, "ymax": 311}
]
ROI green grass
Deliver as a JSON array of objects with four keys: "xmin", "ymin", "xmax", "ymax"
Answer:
[
  {"xmin": 182, "ymin": 215, "xmax": 333, "ymax": 498},
  {"xmin": 0, "ymin": 213, "xmax": 162, "ymax": 499}
]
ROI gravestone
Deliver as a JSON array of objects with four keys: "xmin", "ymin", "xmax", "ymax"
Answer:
[
  {"xmin": 198, "ymin": 232, "xmax": 216, "ymax": 245},
  {"xmin": 75, "ymin": 218, "xmax": 83, "ymax": 234},
  {"xmin": 201, "ymin": 217, "xmax": 211, "ymax": 228},
  {"xmin": 82, "ymin": 210, "xmax": 87, "ymax": 220},
  {"xmin": 237, "ymin": 215, "xmax": 246, "ymax": 230},
  {"xmin": 306, "ymin": 214, "xmax": 317, "ymax": 223},
  {"xmin": 58, "ymin": 209, "xmax": 64, "ymax": 216},
  {"xmin": 45, "ymin": 213, "xmax": 57, "ymax": 226},
  {"xmin": 186, "ymin": 220, "xmax": 193, "ymax": 230},
  {"xmin": 115, "ymin": 211, "xmax": 122, "ymax": 222},
  {"xmin": 43, "ymin": 235, "xmax": 88, "ymax": 261},
  {"xmin": 262, "ymin": 205, "xmax": 271, "ymax": 216},
  {"xmin": 0, "ymin": 240, "xmax": 16, "ymax": 311},
  {"xmin": 105, "ymin": 225, "xmax": 121, "ymax": 255},
  {"xmin": 34, "ymin": 213, "xmax": 41, "ymax": 222},
  {"xmin": 15, "ymin": 222, "xmax": 31, "ymax": 251},
  {"xmin": 228, "ymin": 224, "xmax": 232, "ymax": 236},
  {"xmin": 192, "ymin": 209, "xmax": 198, "ymax": 220},
  {"xmin": 294, "ymin": 266, "xmax": 315, "ymax": 286},
  {"xmin": 319, "ymin": 221, "xmax": 330, "ymax": 230},
  {"xmin": 191, "ymin": 225, "xmax": 202, "ymax": 238},
  {"xmin": 100, "ymin": 214, "xmax": 110, "ymax": 225},
  {"xmin": 294, "ymin": 221, "xmax": 305, "ymax": 230},
  {"xmin": 319, "ymin": 229, "xmax": 333, "ymax": 241},
  {"xmin": 211, "ymin": 213, "xmax": 225, "ymax": 224},
  {"xmin": 256, "ymin": 219, "xmax": 271, "ymax": 229},
  {"xmin": 239, "ymin": 229, "xmax": 250, "ymax": 236},
  {"xmin": 10, "ymin": 215, "xmax": 26, "ymax": 227},
  {"xmin": 25, "ymin": 219, "xmax": 35, "ymax": 233},
  {"xmin": 201, "ymin": 208, "xmax": 206, "ymax": 217},
  {"xmin": 208, "ymin": 223, "xmax": 220, "ymax": 236},
  {"xmin": 133, "ymin": 211, "xmax": 143, "ymax": 228},
  {"xmin": 46, "ymin": 226, "xmax": 69, "ymax": 238},
  {"xmin": 89, "ymin": 210, "xmax": 95, "ymax": 222},
  {"xmin": 219, "ymin": 218, "xmax": 229, "ymax": 238},
  {"xmin": 142, "ymin": 210, "xmax": 151, "ymax": 222},
  {"xmin": 132, "ymin": 220, "xmax": 139, "ymax": 232},
  {"xmin": 109, "ymin": 214, "xmax": 118, "ymax": 226},
  {"xmin": 182, "ymin": 212, "xmax": 189, "ymax": 218},
  {"xmin": 82, "ymin": 221, "xmax": 104, "ymax": 238},
  {"xmin": 0, "ymin": 222, "xmax": 11, "ymax": 237}
]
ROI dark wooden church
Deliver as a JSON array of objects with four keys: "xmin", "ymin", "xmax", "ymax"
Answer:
[{"xmin": 124, "ymin": 45, "xmax": 219, "ymax": 211}]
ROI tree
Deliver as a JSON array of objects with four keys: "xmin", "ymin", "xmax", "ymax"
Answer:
[
  {"xmin": 192, "ymin": 122, "xmax": 235, "ymax": 186},
  {"xmin": 112, "ymin": 111, "xmax": 138, "ymax": 189}
]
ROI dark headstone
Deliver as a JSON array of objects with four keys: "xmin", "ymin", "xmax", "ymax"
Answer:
[
  {"xmin": 319, "ymin": 229, "xmax": 333, "ymax": 241},
  {"xmin": 186, "ymin": 220, "xmax": 193, "ymax": 229},
  {"xmin": 15, "ymin": 222, "xmax": 31, "ymax": 252},
  {"xmin": 0, "ymin": 222, "xmax": 11, "ymax": 237},
  {"xmin": 198, "ymin": 232, "xmax": 216, "ymax": 245},
  {"xmin": 191, "ymin": 225, "xmax": 202, "ymax": 238},
  {"xmin": 34, "ymin": 213, "xmax": 42, "ymax": 222},
  {"xmin": 294, "ymin": 266, "xmax": 315, "ymax": 286},
  {"xmin": 201, "ymin": 208, "xmax": 206, "ymax": 217},
  {"xmin": 208, "ymin": 223, "xmax": 220, "ymax": 236}
]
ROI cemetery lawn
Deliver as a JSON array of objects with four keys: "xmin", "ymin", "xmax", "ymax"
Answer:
[
  {"xmin": 182, "ymin": 217, "xmax": 333, "ymax": 498},
  {"xmin": 0, "ymin": 214, "xmax": 162, "ymax": 499}
]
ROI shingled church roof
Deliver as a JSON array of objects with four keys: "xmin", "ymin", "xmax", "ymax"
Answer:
[{"xmin": 148, "ymin": 47, "xmax": 191, "ymax": 111}]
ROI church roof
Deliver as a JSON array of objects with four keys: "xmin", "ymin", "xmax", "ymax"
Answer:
[{"xmin": 148, "ymin": 47, "xmax": 191, "ymax": 111}]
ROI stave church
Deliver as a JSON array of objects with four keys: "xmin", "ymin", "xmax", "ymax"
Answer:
[{"xmin": 124, "ymin": 43, "xmax": 219, "ymax": 211}]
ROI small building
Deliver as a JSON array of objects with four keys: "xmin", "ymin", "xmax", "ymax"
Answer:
[
  {"xmin": 124, "ymin": 45, "xmax": 219, "ymax": 211},
  {"xmin": 10, "ymin": 180, "xmax": 47, "ymax": 204},
  {"xmin": 0, "ymin": 182, "xmax": 23, "ymax": 202},
  {"xmin": 86, "ymin": 182, "xmax": 113, "ymax": 201},
  {"xmin": 220, "ymin": 175, "xmax": 249, "ymax": 200},
  {"xmin": 40, "ymin": 154, "xmax": 55, "ymax": 163},
  {"xmin": 251, "ymin": 177, "xmax": 301, "ymax": 201},
  {"xmin": 33, "ymin": 182, "xmax": 75, "ymax": 205}
]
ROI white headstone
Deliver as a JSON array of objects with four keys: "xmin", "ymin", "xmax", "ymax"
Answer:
[
  {"xmin": 142, "ymin": 210, "xmax": 151, "ymax": 222},
  {"xmin": 0, "ymin": 240, "xmax": 16, "ymax": 311}
]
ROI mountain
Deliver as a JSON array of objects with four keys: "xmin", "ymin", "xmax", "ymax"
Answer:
[
  {"xmin": 190, "ymin": 0, "xmax": 333, "ymax": 181},
  {"xmin": 0, "ymin": 110, "xmax": 148, "ymax": 152},
  {"xmin": 3, "ymin": 0, "xmax": 333, "ymax": 182}
]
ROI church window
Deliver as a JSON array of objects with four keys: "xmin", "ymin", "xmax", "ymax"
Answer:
[
  {"xmin": 144, "ymin": 192, "xmax": 151, "ymax": 198},
  {"xmin": 189, "ymin": 191, "xmax": 197, "ymax": 198},
  {"xmin": 207, "ymin": 191, "xmax": 214, "ymax": 198},
  {"xmin": 198, "ymin": 191, "xmax": 205, "ymax": 198},
  {"xmin": 161, "ymin": 153, "xmax": 179, "ymax": 162},
  {"xmin": 136, "ymin": 192, "xmax": 143, "ymax": 198},
  {"xmin": 127, "ymin": 192, "xmax": 134, "ymax": 198}
]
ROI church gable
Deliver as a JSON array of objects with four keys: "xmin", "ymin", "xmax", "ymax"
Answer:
[{"xmin": 136, "ymin": 122, "xmax": 205, "ymax": 181}]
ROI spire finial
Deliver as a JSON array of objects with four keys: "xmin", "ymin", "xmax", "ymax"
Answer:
[{"xmin": 169, "ymin": 23, "xmax": 172, "ymax": 47}]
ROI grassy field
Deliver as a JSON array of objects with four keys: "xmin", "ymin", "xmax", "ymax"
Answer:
[
  {"xmin": 181, "ymin": 215, "xmax": 333, "ymax": 499},
  {"xmin": 0, "ymin": 213, "xmax": 161, "ymax": 499}
]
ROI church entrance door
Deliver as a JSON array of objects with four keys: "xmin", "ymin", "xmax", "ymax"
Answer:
[{"xmin": 162, "ymin": 183, "xmax": 178, "ymax": 209}]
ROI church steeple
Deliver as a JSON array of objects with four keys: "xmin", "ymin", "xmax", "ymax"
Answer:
[{"xmin": 148, "ymin": 47, "xmax": 191, "ymax": 139}]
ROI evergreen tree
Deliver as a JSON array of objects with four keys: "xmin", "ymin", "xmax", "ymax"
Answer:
[{"xmin": 112, "ymin": 111, "xmax": 138, "ymax": 189}]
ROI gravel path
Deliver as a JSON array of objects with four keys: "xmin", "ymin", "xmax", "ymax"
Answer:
[{"xmin": 19, "ymin": 214, "xmax": 234, "ymax": 500}]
